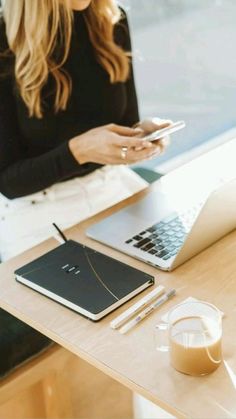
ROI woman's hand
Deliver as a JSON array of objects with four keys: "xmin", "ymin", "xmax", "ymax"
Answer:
[
  {"xmin": 69, "ymin": 123, "xmax": 160, "ymax": 165},
  {"xmin": 135, "ymin": 117, "xmax": 172, "ymax": 154}
]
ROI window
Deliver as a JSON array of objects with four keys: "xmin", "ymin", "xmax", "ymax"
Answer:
[{"xmin": 121, "ymin": 0, "xmax": 236, "ymax": 167}]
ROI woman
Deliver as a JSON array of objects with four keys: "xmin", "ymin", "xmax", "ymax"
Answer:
[{"xmin": 0, "ymin": 0, "xmax": 169, "ymax": 261}]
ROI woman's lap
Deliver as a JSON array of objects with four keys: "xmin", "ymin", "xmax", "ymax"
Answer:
[{"xmin": 0, "ymin": 165, "xmax": 147, "ymax": 261}]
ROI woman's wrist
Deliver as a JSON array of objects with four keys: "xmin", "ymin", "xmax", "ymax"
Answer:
[
  {"xmin": 132, "ymin": 121, "xmax": 141, "ymax": 129},
  {"xmin": 68, "ymin": 137, "xmax": 88, "ymax": 165}
]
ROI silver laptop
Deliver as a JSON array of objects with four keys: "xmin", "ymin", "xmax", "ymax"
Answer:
[{"xmin": 86, "ymin": 176, "xmax": 236, "ymax": 271}]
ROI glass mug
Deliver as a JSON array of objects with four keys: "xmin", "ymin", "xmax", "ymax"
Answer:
[{"xmin": 155, "ymin": 301, "xmax": 222, "ymax": 376}]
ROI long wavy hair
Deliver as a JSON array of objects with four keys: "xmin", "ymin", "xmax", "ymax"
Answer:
[{"xmin": 2, "ymin": 0, "xmax": 130, "ymax": 118}]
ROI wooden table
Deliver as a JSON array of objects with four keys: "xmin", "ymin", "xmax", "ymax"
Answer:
[{"xmin": 1, "ymin": 140, "xmax": 236, "ymax": 418}]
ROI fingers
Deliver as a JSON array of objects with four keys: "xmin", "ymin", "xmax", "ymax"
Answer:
[
  {"xmin": 113, "ymin": 134, "xmax": 152, "ymax": 149},
  {"xmin": 100, "ymin": 142, "xmax": 162, "ymax": 165},
  {"xmin": 134, "ymin": 135, "xmax": 170, "ymax": 152},
  {"xmin": 131, "ymin": 145, "xmax": 162, "ymax": 162},
  {"xmin": 107, "ymin": 123, "xmax": 143, "ymax": 137},
  {"xmin": 111, "ymin": 135, "xmax": 168, "ymax": 163},
  {"xmin": 109, "ymin": 133, "xmax": 170, "ymax": 164},
  {"xmin": 152, "ymin": 136, "xmax": 170, "ymax": 153},
  {"xmin": 119, "ymin": 143, "xmax": 162, "ymax": 164}
]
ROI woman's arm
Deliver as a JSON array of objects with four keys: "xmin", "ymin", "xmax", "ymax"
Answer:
[
  {"xmin": 0, "ymin": 81, "xmax": 101, "ymax": 199},
  {"xmin": 0, "ymin": 19, "xmax": 101, "ymax": 199},
  {"xmin": 0, "ymin": 84, "xmax": 157, "ymax": 199}
]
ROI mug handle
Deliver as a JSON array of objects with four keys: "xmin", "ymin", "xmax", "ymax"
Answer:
[{"xmin": 155, "ymin": 323, "xmax": 169, "ymax": 352}]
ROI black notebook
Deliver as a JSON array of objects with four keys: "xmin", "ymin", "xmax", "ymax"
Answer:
[{"xmin": 15, "ymin": 240, "xmax": 154, "ymax": 321}]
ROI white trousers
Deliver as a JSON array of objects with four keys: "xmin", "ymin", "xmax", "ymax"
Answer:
[{"xmin": 0, "ymin": 165, "xmax": 147, "ymax": 262}]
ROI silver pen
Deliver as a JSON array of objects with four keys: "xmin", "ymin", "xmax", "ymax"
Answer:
[
  {"xmin": 119, "ymin": 289, "xmax": 176, "ymax": 334},
  {"xmin": 110, "ymin": 285, "xmax": 165, "ymax": 329}
]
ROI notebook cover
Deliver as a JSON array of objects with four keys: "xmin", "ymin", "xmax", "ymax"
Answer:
[{"xmin": 15, "ymin": 240, "xmax": 154, "ymax": 318}]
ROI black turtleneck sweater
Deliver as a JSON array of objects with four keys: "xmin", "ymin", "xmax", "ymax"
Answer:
[{"xmin": 0, "ymin": 9, "xmax": 139, "ymax": 199}]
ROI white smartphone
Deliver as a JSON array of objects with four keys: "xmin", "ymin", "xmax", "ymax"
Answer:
[{"xmin": 143, "ymin": 120, "xmax": 186, "ymax": 142}]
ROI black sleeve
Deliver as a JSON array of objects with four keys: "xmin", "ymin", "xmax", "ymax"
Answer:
[
  {"xmin": 0, "ymin": 86, "xmax": 100, "ymax": 199},
  {"xmin": 0, "ymin": 21, "xmax": 98, "ymax": 199},
  {"xmin": 115, "ymin": 9, "xmax": 140, "ymax": 127}
]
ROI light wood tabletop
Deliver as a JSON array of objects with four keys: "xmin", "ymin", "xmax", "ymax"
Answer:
[{"xmin": 0, "ymin": 140, "xmax": 236, "ymax": 418}]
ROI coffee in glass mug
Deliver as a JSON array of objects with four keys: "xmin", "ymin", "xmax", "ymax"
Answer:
[{"xmin": 155, "ymin": 301, "xmax": 222, "ymax": 376}]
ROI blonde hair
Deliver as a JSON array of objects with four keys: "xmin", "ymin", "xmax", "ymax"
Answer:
[{"xmin": 2, "ymin": 0, "xmax": 130, "ymax": 118}]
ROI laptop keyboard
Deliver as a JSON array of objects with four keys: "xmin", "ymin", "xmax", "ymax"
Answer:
[{"xmin": 125, "ymin": 203, "xmax": 203, "ymax": 262}]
